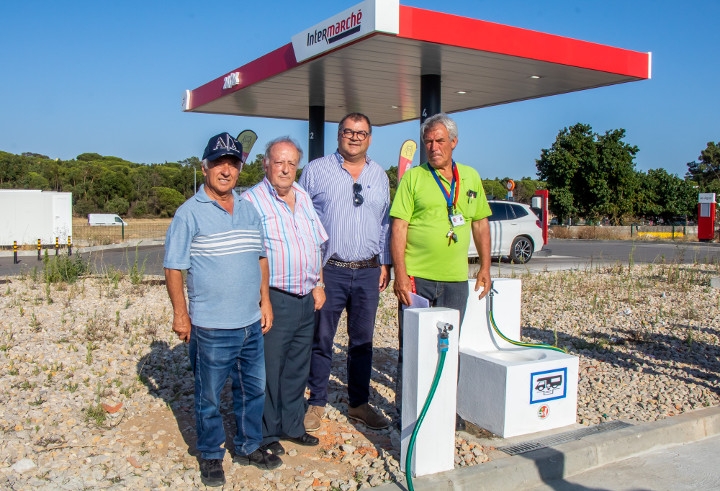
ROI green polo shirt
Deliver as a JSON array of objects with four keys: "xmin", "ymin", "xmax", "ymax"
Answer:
[{"xmin": 390, "ymin": 162, "xmax": 491, "ymax": 281}]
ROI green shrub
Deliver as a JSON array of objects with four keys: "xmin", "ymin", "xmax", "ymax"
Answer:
[
  {"xmin": 43, "ymin": 252, "xmax": 90, "ymax": 284},
  {"xmin": 104, "ymin": 197, "xmax": 130, "ymax": 215}
]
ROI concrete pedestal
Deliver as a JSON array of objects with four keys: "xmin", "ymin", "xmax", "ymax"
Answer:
[
  {"xmin": 400, "ymin": 307, "xmax": 459, "ymax": 477},
  {"xmin": 457, "ymin": 279, "xmax": 579, "ymax": 438}
]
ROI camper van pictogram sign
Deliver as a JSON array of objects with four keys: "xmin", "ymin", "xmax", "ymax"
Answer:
[{"xmin": 530, "ymin": 367, "xmax": 568, "ymax": 404}]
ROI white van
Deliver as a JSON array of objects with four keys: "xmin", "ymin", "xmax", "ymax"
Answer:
[{"xmin": 88, "ymin": 213, "xmax": 127, "ymax": 226}]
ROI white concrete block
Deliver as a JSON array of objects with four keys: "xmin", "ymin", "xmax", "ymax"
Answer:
[
  {"xmin": 457, "ymin": 278, "xmax": 580, "ymax": 437},
  {"xmin": 400, "ymin": 307, "xmax": 459, "ymax": 478},
  {"xmin": 458, "ymin": 348, "xmax": 579, "ymax": 437}
]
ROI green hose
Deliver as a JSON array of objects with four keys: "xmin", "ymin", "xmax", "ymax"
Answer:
[
  {"xmin": 488, "ymin": 289, "xmax": 566, "ymax": 353},
  {"xmin": 405, "ymin": 332, "xmax": 449, "ymax": 491},
  {"xmin": 404, "ymin": 287, "xmax": 562, "ymax": 490}
]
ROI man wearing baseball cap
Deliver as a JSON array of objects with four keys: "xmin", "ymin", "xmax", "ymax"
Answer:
[{"xmin": 164, "ymin": 132, "xmax": 281, "ymax": 487}]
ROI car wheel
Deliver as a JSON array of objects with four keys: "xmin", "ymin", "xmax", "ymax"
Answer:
[{"xmin": 510, "ymin": 236, "xmax": 534, "ymax": 263}]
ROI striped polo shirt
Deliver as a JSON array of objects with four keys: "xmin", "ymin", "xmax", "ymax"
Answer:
[
  {"xmin": 242, "ymin": 178, "xmax": 328, "ymax": 296},
  {"xmin": 163, "ymin": 185, "xmax": 266, "ymax": 329},
  {"xmin": 298, "ymin": 151, "xmax": 391, "ymax": 265}
]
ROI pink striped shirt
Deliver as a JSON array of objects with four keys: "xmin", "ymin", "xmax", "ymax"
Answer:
[{"xmin": 242, "ymin": 178, "xmax": 328, "ymax": 295}]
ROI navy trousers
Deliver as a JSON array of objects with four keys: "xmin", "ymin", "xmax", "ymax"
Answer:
[
  {"xmin": 262, "ymin": 289, "xmax": 315, "ymax": 445},
  {"xmin": 307, "ymin": 263, "xmax": 380, "ymax": 408}
]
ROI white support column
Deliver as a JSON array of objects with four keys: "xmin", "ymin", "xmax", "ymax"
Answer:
[{"xmin": 400, "ymin": 307, "xmax": 459, "ymax": 478}]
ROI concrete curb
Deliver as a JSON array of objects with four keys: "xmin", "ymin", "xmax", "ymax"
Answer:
[{"xmin": 374, "ymin": 405, "xmax": 720, "ymax": 491}]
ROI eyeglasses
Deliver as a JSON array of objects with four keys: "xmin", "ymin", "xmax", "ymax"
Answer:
[
  {"xmin": 353, "ymin": 183, "xmax": 364, "ymax": 206},
  {"xmin": 340, "ymin": 128, "xmax": 370, "ymax": 141}
]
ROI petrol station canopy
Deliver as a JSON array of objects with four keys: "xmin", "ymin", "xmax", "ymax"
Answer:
[{"xmin": 183, "ymin": 0, "xmax": 651, "ymax": 126}]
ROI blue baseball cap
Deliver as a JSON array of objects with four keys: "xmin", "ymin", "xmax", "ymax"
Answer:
[{"xmin": 202, "ymin": 133, "xmax": 244, "ymax": 162}]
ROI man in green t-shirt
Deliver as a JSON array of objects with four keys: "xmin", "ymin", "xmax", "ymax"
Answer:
[
  {"xmin": 389, "ymin": 113, "xmax": 492, "ymax": 430},
  {"xmin": 391, "ymin": 112, "xmax": 492, "ymax": 318}
]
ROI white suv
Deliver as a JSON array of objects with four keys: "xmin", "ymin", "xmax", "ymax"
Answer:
[{"xmin": 468, "ymin": 200, "xmax": 544, "ymax": 263}]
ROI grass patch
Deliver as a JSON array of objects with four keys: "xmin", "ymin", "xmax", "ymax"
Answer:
[
  {"xmin": 84, "ymin": 403, "xmax": 107, "ymax": 427},
  {"xmin": 43, "ymin": 252, "xmax": 90, "ymax": 284}
]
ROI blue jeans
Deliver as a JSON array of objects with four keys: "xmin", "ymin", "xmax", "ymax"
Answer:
[
  {"xmin": 189, "ymin": 322, "xmax": 265, "ymax": 459},
  {"xmin": 308, "ymin": 263, "xmax": 380, "ymax": 408}
]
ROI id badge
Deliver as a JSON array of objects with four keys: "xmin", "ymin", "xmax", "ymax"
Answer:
[{"xmin": 450, "ymin": 214, "xmax": 465, "ymax": 226}]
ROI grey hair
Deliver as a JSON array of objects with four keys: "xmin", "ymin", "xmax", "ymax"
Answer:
[
  {"xmin": 420, "ymin": 113, "xmax": 458, "ymax": 141},
  {"xmin": 201, "ymin": 156, "xmax": 241, "ymax": 169},
  {"xmin": 263, "ymin": 136, "xmax": 304, "ymax": 164}
]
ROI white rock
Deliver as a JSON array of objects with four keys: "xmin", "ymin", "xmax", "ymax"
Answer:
[{"xmin": 11, "ymin": 458, "xmax": 36, "ymax": 473}]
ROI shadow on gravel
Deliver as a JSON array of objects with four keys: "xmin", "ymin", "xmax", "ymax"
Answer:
[
  {"xmin": 136, "ymin": 340, "xmax": 246, "ymax": 459},
  {"xmin": 523, "ymin": 324, "xmax": 720, "ymax": 398},
  {"xmin": 612, "ymin": 328, "xmax": 720, "ymax": 395},
  {"xmin": 137, "ymin": 337, "xmax": 404, "ymax": 470},
  {"xmin": 324, "ymin": 341, "xmax": 402, "ymax": 474}
]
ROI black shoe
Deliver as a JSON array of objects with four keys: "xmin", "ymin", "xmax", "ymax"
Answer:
[
  {"xmin": 199, "ymin": 458, "xmax": 225, "ymax": 487},
  {"xmin": 285, "ymin": 432, "xmax": 319, "ymax": 446},
  {"xmin": 233, "ymin": 448, "xmax": 282, "ymax": 470},
  {"xmin": 261, "ymin": 441, "xmax": 285, "ymax": 456},
  {"xmin": 456, "ymin": 414, "xmax": 466, "ymax": 431}
]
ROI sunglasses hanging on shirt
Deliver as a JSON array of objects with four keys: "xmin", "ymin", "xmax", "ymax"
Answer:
[{"xmin": 353, "ymin": 182, "xmax": 364, "ymax": 206}]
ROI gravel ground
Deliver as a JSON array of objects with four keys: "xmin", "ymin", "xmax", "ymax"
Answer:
[{"xmin": 0, "ymin": 260, "xmax": 719, "ymax": 490}]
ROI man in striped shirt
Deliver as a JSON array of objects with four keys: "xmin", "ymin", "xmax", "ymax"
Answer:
[
  {"xmin": 164, "ymin": 133, "xmax": 280, "ymax": 487},
  {"xmin": 299, "ymin": 112, "xmax": 392, "ymax": 431},
  {"xmin": 242, "ymin": 137, "xmax": 328, "ymax": 457}
]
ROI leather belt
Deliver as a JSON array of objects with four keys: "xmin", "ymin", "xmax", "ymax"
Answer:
[
  {"xmin": 269, "ymin": 287, "xmax": 309, "ymax": 298},
  {"xmin": 326, "ymin": 256, "xmax": 380, "ymax": 269}
]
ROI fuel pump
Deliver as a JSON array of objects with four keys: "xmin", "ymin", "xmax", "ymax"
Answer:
[
  {"xmin": 532, "ymin": 190, "xmax": 549, "ymax": 246},
  {"xmin": 698, "ymin": 193, "xmax": 716, "ymax": 242}
]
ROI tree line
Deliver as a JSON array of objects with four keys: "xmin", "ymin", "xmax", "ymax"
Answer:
[
  {"xmin": 0, "ymin": 152, "xmax": 271, "ymax": 218},
  {"xmin": 0, "ymin": 149, "xmax": 543, "ymax": 218},
  {"xmin": 1, "ymin": 125, "xmax": 716, "ymax": 223},
  {"xmin": 537, "ymin": 124, "xmax": 718, "ymax": 225}
]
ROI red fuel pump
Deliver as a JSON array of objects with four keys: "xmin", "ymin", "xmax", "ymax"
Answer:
[
  {"xmin": 531, "ymin": 190, "xmax": 549, "ymax": 246},
  {"xmin": 697, "ymin": 193, "xmax": 716, "ymax": 242}
]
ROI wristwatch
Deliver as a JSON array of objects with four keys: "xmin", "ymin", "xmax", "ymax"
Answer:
[{"xmin": 315, "ymin": 281, "xmax": 325, "ymax": 289}]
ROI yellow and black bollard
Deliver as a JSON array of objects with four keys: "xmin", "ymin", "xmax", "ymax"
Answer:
[
  {"xmin": 37, "ymin": 239, "xmax": 42, "ymax": 261},
  {"xmin": 13, "ymin": 241, "xmax": 18, "ymax": 264},
  {"xmin": 55, "ymin": 237, "xmax": 59, "ymax": 256},
  {"xmin": 67, "ymin": 236, "xmax": 72, "ymax": 256}
]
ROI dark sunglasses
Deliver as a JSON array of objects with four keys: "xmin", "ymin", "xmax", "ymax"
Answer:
[{"xmin": 353, "ymin": 183, "xmax": 364, "ymax": 206}]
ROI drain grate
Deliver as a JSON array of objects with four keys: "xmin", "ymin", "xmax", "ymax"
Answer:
[{"xmin": 496, "ymin": 421, "xmax": 633, "ymax": 456}]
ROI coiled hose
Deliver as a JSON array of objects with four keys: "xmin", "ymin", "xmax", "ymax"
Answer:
[{"xmin": 488, "ymin": 287, "xmax": 566, "ymax": 353}]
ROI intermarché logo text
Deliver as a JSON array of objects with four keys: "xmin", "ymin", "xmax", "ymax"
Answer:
[{"xmin": 306, "ymin": 9, "xmax": 363, "ymax": 46}]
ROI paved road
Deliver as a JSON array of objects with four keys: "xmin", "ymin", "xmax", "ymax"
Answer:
[
  {"xmin": 2, "ymin": 239, "xmax": 719, "ymax": 277},
  {"xmin": 0, "ymin": 242, "xmax": 166, "ymax": 277},
  {"xmin": 479, "ymin": 239, "xmax": 720, "ymax": 276},
  {"xmin": 546, "ymin": 239, "xmax": 720, "ymax": 264},
  {"xmin": 525, "ymin": 434, "xmax": 720, "ymax": 491}
]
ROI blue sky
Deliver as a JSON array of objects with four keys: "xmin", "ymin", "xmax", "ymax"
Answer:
[{"xmin": 1, "ymin": 1, "xmax": 717, "ymax": 180}]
